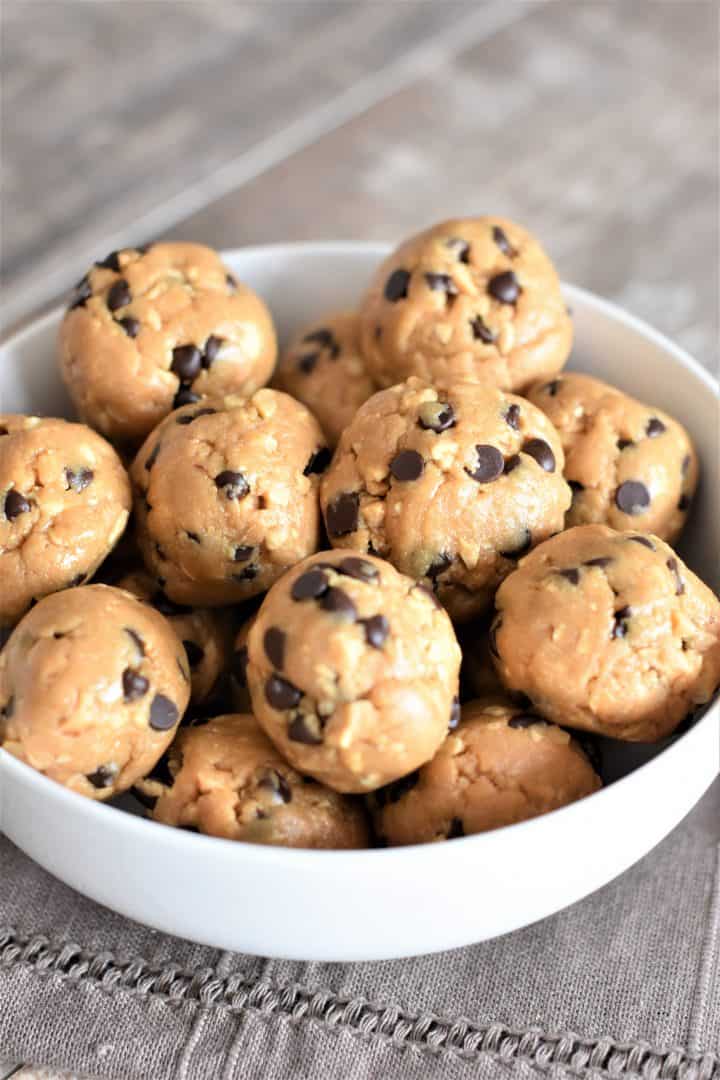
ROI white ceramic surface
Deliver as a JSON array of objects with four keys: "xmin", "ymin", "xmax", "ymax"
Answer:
[{"xmin": 0, "ymin": 243, "xmax": 718, "ymax": 961}]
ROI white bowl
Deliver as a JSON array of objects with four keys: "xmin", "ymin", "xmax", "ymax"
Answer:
[{"xmin": 1, "ymin": 243, "xmax": 718, "ymax": 962}]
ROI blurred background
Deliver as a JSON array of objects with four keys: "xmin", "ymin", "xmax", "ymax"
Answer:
[{"xmin": 2, "ymin": 0, "xmax": 718, "ymax": 365}]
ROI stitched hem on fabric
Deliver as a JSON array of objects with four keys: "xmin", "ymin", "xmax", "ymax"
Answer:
[{"xmin": 0, "ymin": 928, "xmax": 718, "ymax": 1080}]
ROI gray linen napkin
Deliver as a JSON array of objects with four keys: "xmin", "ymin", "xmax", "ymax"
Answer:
[{"xmin": 1, "ymin": 778, "xmax": 718, "ymax": 1079}]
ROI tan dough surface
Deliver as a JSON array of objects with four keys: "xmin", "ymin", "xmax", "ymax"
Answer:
[
  {"xmin": 0, "ymin": 584, "xmax": 190, "ymax": 799},
  {"xmin": 359, "ymin": 217, "xmax": 571, "ymax": 393},
  {"xmin": 526, "ymin": 372, "xmax": 698, "ymax": 542},
  {"xmin": 247, "ymin": 550, "xmax": 462, "ymax": 793},
  {"xmin": 370, "ymin": 697, "xmax": 601, "ymax": 845},
  {"xmin": 147, "ymin": 713, "xmax": 369, "ymax": 848},
  {"xmin": 58, "ymin": 242, "xmax": 277, "ymax": 446},
  {"xmin": 492, "ymin": 525, "xmax": 720, "ymax": 740},
  {"xmin": 1, "ymin": 415, "xmax": 131, "ymax": 626},
  {"xmin": 117, "ymin": 569, "xmax": 232, "ymax": 706},
  {"xmin": 320, "ymin": 378, "xmax": 571, "ymax": 620},
  {"xmin": 273, "ymin": 311, "xmax": 376, "ymax": 447},
  {"xmin": 130, "ymin": 389, "xmax": 325, "ymax": 606}
]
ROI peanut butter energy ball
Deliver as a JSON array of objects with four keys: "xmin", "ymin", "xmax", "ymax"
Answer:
[{"xmin": 59, "ymin": 242, "xmax": 277, "ymax": 446}]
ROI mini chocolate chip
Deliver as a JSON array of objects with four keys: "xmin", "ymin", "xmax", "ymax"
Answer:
[
  {"xmin": 185, "ymin": 531, "xmax": 201, "ymax": 545},
  {"xmin": 504, "ymin": 403, "xmax": 521, "ymax": 430},
  {"xmin": 226, "ymin": 273, "xmax": 237, "ymax": 292},
  {"xmin": 304, "ymin": 447, "xmax": 332, "ymax": 475},
  {"xmin": 123, "ymin": 668, "xmax": 149, "ymax": 703},
  {"xmin": 447, "ymin": 817, "xmax": 465, "ymax": 839},
  {"xmin": 384, "ymin": 268, "xmax": 411, "ymax": 302},
  {"xmin": 288, "ymin": 713, "xmax": 323, "ymax": 745},
  {"xmin": 363, "ymin": 614, "xmax": 389, "ymax": 649},
  {"xmin": 558, "ymin": 568, "xmax": 580, "ymax": 585},
  {"xmin": 298, "ymin": 352, "xmax": 319, "ymax": 374},
  {"xmin": 149, "ymin": 694, "xmax": 179, "ymax": 731},
  {"xmin": 64, "ymin": 467, "xmax": 94, "ymax": 492},
  {"xmin": 266, "ymin": 674, "xmax": 302, "ymax": 710},
  {"xmin": 258, "ymin": 769, "xmax": 292, "ymax": 804},
  {"xmin": 678, "ymin": 494, "xmax": 690, "ymax": 511},
  {"xmin": 418, "ymin": 400, "xmax": 456, "ymax": 433},
  {"xmin": 95, "ymin": 251, "xmax": 122, "ymax": 271},
  {"xmin": 86, "ymin": 764, "xmax": 117, "ymax": 789},
  {"xmin": 545, "ymin": 379, "xmax": 561, "ymax": 396},
  {"xmin": 446, "ymin": 237, "xmax": 470, "ymax": 262},
  {"xmin": 611, "ymin": 606, "xmax": 632, "ymax": 639},
  {"xmin": 523, "ymin": 438, "xmax": 555, "ymax": 472},
  {"xmin": 414, "ymin": 582, "xmax": 441, "ymax": 609},
  {"xmin": 499, "ymin": 529, "xmax": 532, "ymax": 558},
  {"xmin": 4, "ymin": 490, "xmax": 31, "ymax": 520},
  {"xmin": 264, "ymin": 627, "xmax": 286, "ymax": 669},
  {"xmin": 174, "ymin": 389, "xmax": 201, "ymax": 410},
  {"xmin": 488, "ymin": 270, "xmax": 520, "ymax": 304},
  {"xmin": 232, "ymin": 565, "xmax": 258, "ymax": 582},
  {"xmin": 69, "ymin": 276, "xmax": 92, "ymax": 309},
  {"xmin": 202, "ymin": 335, "xmax": 223, "ymax": 368},
  {"xmin": 233, "ymin": 544, "xmax": 254, "ymax": 562},
  {"xmin": 617, "ymin": 438, "xmax": 634, "ymax": 451},
  {"xmin": 568, "ymin": 480, "xmax": 584, "ymax": 494},
  {"xmin": 585, "ymin": 556, "xmax": 613, "ymax": 568},
  {"xmin": 470, "ymin": 315, "xmax": 496, "ymax": 343},
  {"xmin": 292, "ymin": 568, "xmax": 329, "ymax": 601},
  {"xmin": 1, "ymin": 696, "xmax": 15, "ymax": 718},
  {"xmin": 465, "ymin": 444, "xmax": 504, "ymax": 483},
  {"xmin": 682, "ymin": 454, "xmax": 691, "ymax": 476},
  {"xmin": 627, "ymin": 535, "xmax": 655, "ymax": 550},
  {"xmin": 390, "ymin": 449, "xmax": 424, "ymax": 482},
  {"xmin": 321, "ymin": 587, "xmax": 357, "ymax": 621},
  {"xmin": 338, "ymin": 557, "xmax": 378, "ymax": 582},
  {"xmin": 118, "ymin": 316, "xmax": 140, "ymax": 338},
  {"xmin": 171, "ymin": 344, "xmax": 202, "ymax": 382},
  {"xmin": 646, "ymin": 417, "xmax": 666, "ymax": 437},
  {"xmin": 0, "ymin": 427, "xmax": 7, "ymax": 436},
  {"xmin": 508, "ymin": 713, "xmax": 543, "ymax": 729},
  {"xmin": 666, "ymin": 556, "xmax": 685, "ymax": 595},
  {"xmin": 183, "ymin": 640, "xmax": 205, "ymax": 668},
  {"xmin": 489, "ymin": 620, "xmax": 501, "ymax": 658},
  {"xmin": 503, "ymin": 454, "xmax": 521, "ymax": 475},
  {"xmin": 492, "ymin": 225, "xmax": 514, "ymax": 256},
  {"xmin": 232, "ymin": 646, "xmax": 249, "ymax": 685},
  {"xmin": 215, "ymin": 470, "xmax": 250, "ymax": 500},
  {"xmin": 303, "ymin": 328, "xmax": 334, "ymax": 348},
  {"xmin": 151, "ymin": 590, "xmax": 192, "ymax": 616},
  {"xmin": 326, "ymin": 492, "xmax": 360, "ymax": 536},
  {"xmin": 427, "ymin": 552, "xmax": 452, "ymax": 579},
  {"xmin": 125, "ymin": 628, "xmax": 145, "ymax": 656},
  {"xmin": 449, "ymin": 696, "xmax": 461, "ymax": 731},
  {"xmin": 425, "ymin": 272, "xmax": 458, "ymax": 297},
  {"xmin": 107, "ymin": 279, "xmax": 131, "ymax": 311},
  {"xmin": 615, "ymin": 481, "xmax": 650, "ymax": 515}
]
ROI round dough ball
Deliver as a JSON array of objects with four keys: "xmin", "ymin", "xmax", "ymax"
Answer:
[
  {"xmin": 144, "ymin": 713, "xmax": 369, "ymax": 848},
  {"xmin": 1, "ymin": 415, "xmax": 131, "ymax": 627},
  {"xmin": 320, "ymin": 377, "xmax": 571, "ymax": 620},
  {"xmin": 359, "ymin": 217, "xmax": 571, "ymax": 393},
  {"xmin": 526, "ymin": 373, "xmax": 698, "ymax": 543},
  {"xmin": 369, "ymin": 697, "xmax": 601, "ymax": 845},
  {"xmin": 117, "ymin": 569, "xmax": 232, "ymax": 707},
  {"xmin": 0, "ymin": 584, "xmax": 190, "ymax": 799},
  {"xmin": 130, "ymin": 389, "xmax": 326, "ymax": 606},
  {"xmin": 58, "ymin": 242, "xmax": 277, "ymax": 446},
  {"xmin": 246, "ymin": 550, "xmax": 462, "ymax": 793},
  {"xmin": 492, "ymin": 525, "xmax": 720, "ymax": 741},
  {"xmin": 273, "ymin": 312, "xmax": 376, "ymax": 447}
]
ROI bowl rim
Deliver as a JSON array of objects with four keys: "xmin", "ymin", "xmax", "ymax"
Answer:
[{"xmin": 1, "ymin": 242, "xmax": 718, "ymax": 868}]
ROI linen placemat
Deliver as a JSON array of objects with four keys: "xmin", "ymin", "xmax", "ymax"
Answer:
[{"xmin": 1, "ymin": 778, "xmax": 718, "ymax": 1079}]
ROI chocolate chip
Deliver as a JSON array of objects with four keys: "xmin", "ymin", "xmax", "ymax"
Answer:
[
  {"xmin": 384, "ymin": 268, "xmax": 410, "ymax": 302},
  {"xmin": 465, "ymin": 444, "xmax": 504, "ymax": 483},
  {"xmin": 508, "ymin": 713, "xmax": 543, "ymax": 729},
  {"xmin": 0, "ymin": 427, "xmax": 7, "ymax": 436},
  {"xmin": 568, "ymin": 480, "xmax": 584, "ymax": 494},
  {"xmin": 174, "ymin": 389, "xmax": 201, "ymax": 410},
  {"xmin": 107, "ymin": 279, "xmax": 131, "ymax": 311},
  {"xmin": 326, "ymin": 492, "xmax": 360, "ymax": 536},
  {"xmin": 558, "ymin": 568, "xmax": 580, "ymax": 585},
  {"xmin": 263, "ymin": 627, "xmax": 286, "ymax": 669},
  {"xmin": 470, "ymin": 315, "xmax": 496, "ymax": 343},
  {"xmin": 215, "ymin": 470, "xmax": 250, "ymax": 500},
  {"xmin": 363, "ymin": 614, "xmax": 389, "ymax": 649},
  {"xmin": 678, "ymin": 494, "xmax": 690, "ymax": 511},
  {"xmin": 425, "ymin": 272, "xmax": 458, "ymax": 297},
  {"xmin": 427, "ymin": 552, "xmax": 452, "ymax": 579},
  {"xmin": 489, "ymin": 620, "xmax": 501, "ymax": 658},
  {"xmin": 183, "ymin": 640, "xmax": 205, "ymax": 668},
  {"xmin": 414, "ymin": 582, "xmax": 442, "ymax": 609},
  {"xmin": 149, "ymin": 694, "xmax": 179, "ymax": 731},
  {"xmin": 447, "ymin": 817, "xmax": 465, "ymax": 839},
  {"xmin": 617, "ymin": 439, "xmax": 634, "ymax": 451},
  {"xmin": 303, "ymin": 328, "xmax": 334, "ymax": 348},
  {"xmin": 125, "ymin": 628, "xmax": 145, "ymax": 656},
  {"xmin": 226, "ymin": 273, "xmax": 237, "ymax": 293},
  {"xmin": 504, "ymin": 403, "xmax": 521, "ymax": 430},
  {"xmin": 86, "ymin": 764, "xmax": 117, "ymax": 789},
  {"xmin": 4, "ymin": 490, "xmax": 31, "ymax": 520},
  {"xmin": 95, "ymin": 251, "xmax": 122, "ymax": 271},
  {"xmin": 171, "ymin": 345, "xmax": 202, "ymax": 382},
  {"xmin": 492, "ymin": 225, "xmax": 514, "ymax": 256},
  {"xmin": 615, "ymin": 481, "xmax": 650, "ymax": 515},
  {"xmin": 266, "ymin": 675, "xmax": 302, "ymax": 710},
  {"xmin": 64, "ymin": 467, "xmax": 94, "ymax": 492},
  {"xmin": 1, "ymin": 696, "xmax": 15, "ymax": 718},
  {"xmin": 545, "ymin": 380, "xmax": 561, "ymax": 396},
  {"xmin": 303, "ymin": 447, "xmax": 332, "ymax": 475},
  {"xmin": 488, "ymin": 270, "xmax": 520, "ymax": 304},
  {"xmin": 523, "ymin": 438, "xmax": 555, "ymax": 472},
  {"xmin": 292, "ymin": 568, "xmax": 329, "ymax": 601},
  {"xmin": 232, "ymin": 565, "xmax": 258, "ymax": 583},
  {"xmin": 666, "ymin": 556, "xmax": 685, "ymax": 596},
  {"xmin": 118, "ymin": 316, "xmax": 140, "ymax": 338},
  {"xmin": 682, "ymin": 454, "xmax": 691, "ymax": 476},
  {"xmin": 232, "ymin": 646, "xmax": 248, "ymax": 685},
  {"xmin": 585, "ymin": 556, "xmax": 613, "ymax": 568},
  {"xmin": 202, "ymin": 335, "xmax": 223, "ymax": 368},
  {"xmin": 185, "ymin": 531, "xmax": 201, "ymax": 545},
  {"xmin": 151, "ymin": 590, "xmax": 192, "ymax": 616},
  {"xmin": 288, "ymin": 713, "xmax": 323, "ymax": 745},
  {"xmin": 646, "ymin": 418, "xmax": 666, "ymax": 437},
  {"xmin": 628, "ymin": 535, "xmax": 655, "ymax": 550},
  {"xmin": 499, "ymin": 529, "xmax": 532, "ymax": 559},
  {"xmin": 503, "ymin": 454, "xmax": 521, "ymax": 475},
  {"xmin": 449, "ymin": 696, "xmax": 461, "ymax": 731},
  {"xmin": 258, "ymin": 769, "xmax": 292, "ymax": 804},
  {"xmin": 390, "ymin": 449, "xmax": 424, "ymax": 482},
  {"xmin": 418, "ymin": 401, "xmax": 456, "ymax": 433},
  {"xmin": 611, "ymin": 606, "xmax": 632, "ymax": 639},
  {"xmin": 446, "ymin": 237, "xmax": 470, "ymax": 263},
  {"xmin": 233, "ymin": 544, "xmax": 254, "ymax": 562},
  {"xmin": 298, "ymin": 352, "xmax": 319, "ymax": 374},
  {"xmin": 338, "ymin": 557, "xmax": 378, "ymax": 583},
  {"xmin": 321, "ymin": 587, "xmax": 357, "ymax": 621},
  {"xmin": 123, "ymin": 669, "xmax": 149, "ymax": 703}
]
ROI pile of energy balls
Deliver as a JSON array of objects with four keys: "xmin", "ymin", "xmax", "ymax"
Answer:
[{"xmin": 1, "ymin": 218, "xmax": 718, "ymax": 849}]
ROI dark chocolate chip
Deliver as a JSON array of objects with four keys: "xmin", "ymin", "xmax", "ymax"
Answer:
[
  {"xmin": 174, "ymin": 389, "xmax": 201, "ymax": 409},
  {"xmin": 488, "ymin": 270, "xmax": 520, "ymax": 304},
  {"xmin": 171, "ymin": 345, "xmax": 202, "ymax": 382},
  {"xmin": 232, "ymin": 565, "xmax": 258, "ymax": 582},
  {"xmin": 503, "ymin": 454, "xmax": 521, "ymax": 475},
  {"xmin": 321, "ymin": 587, "xmax": 357, "ymax": 621},
  {"xmin": 499, "ymin": 529, "xmax": 532, "ymax": 559},
  {"xmin": 122, "ymin": 668, "xmax": 149, "ymax": 703},
  {"xmin": 617, "ymin": 439, "xmax": 634, "ymax": 451},
  {"xmin": 149, "ymin": 694, "xmax": 179, "ymax": 731},
  {"xmin": 425, "ymin": 272, "xmax": 458, "ymax": 297},
  {"xmin": 303, "ymin": 328, "xmax": 334, "ymax": 348},
  {"xmin": 390, "ymin": 449, "xmax": 424, "ymax": 482},
  {"xmin": 215, "ymin": 470, "xmax": 250, "ymax": 500},
  {"xmin": 304, "ymin": 447, "xmax": 332, "ymax": 475},
  {"xmin": 86, "ymin": 764, "xmax": 117, "ymax": 789},
  {"xmin": 233, "ymin": 544, "xmax": 254, "ymax": 562},
  {"xmin": 338, "ymin": 557, "xmax": 379, "ymax": 582},
  {"xmin": 508, "ymin": 713, "xmax": 543, "ymax": 729},
  {"xmin": 64, "ymin": 467, "xmax": 94, "ymax": 492},
  {"xmin": 298, "ymin": 352, "xmax": 319, "ymax": 374},
  {"xmin": 118, "ymin": 316, "xmax": 140, "ymax": 338},
  {"xmin": 678, "ymin": 494, "xmax": 690, "ymax": 511},
  {"xmin": 628, "ymin": 535, "xmax": 655, "ymax": 550},
  {"xmin": 585, "ymin": 556, "xmax": 613, "ymax": 568},
  {"xmin": 504, "ymin": 403, "xmax": 521, "ymax": 429},
  {"xmin": 186, "ymin": 531, "xmax": 201, "ymax": 545},
  {"xmin": 615, "ymin": 481, "xmax": 651, "ymax": 515},
  {"xmin": 418, "ymin": 401, "xmax": 456, "ymax": 432},
  {"xmin": 69, "ymin": 275, "xmax": 92, "ymax": 310},
  {"xmin": 384, "ymin": 268, "xmax": 411, "ymax": 302},
  {"xmin": 263, "ymin": 627, "xmax": 286, "ymax": 669},
  {"xmin": 558, "ymin": 568, "xmax": 580, "ymax": 585},
  {"xmin": 611, "ymin": 606, "xmax": 632, "ymax": 639},
  {"xmin": 292, "ymin": 568, "xmax": 329, "ymax": 601},
  {"xmin": 523, "ymin": 438, "xmax": 555, "ymax": 472},
  {"xmin": 446, "ymin": 237, "xmax": 470, "ymax": 263},
  {"xmin": 465, "ymin": 444, "xmax": 504, "ymax": 483},
  {"xmin": 1, "ymin": 695, "xmax": 15, "ymax": 718},
  {"xmin": 125, "ymin": 628, "xmax": 145, "ymax": 656},
  {"xmin": 202, "ymin": 335, "xmax": 223, "ymax": 368},
  {"xmin": 288, "ymin": 712, "xmax": 323, "ymax": 745},
  {"xmin": 183, "ymin": 640, "xmax": 205, "ymax": 668},
  {"xmin": 427, "ymin": 552, "xmax": 452, "ymax": 579},
  {"xmin": 545, "ymin": 379, "xmax": 561, "ymax": 396},
  {"xmin": 666, "ymin": 556, "xmax": 685, "ymax": 596},
  {"xmin": 95, "ymin": 251, "xmax": 122, "ymax": 271},
  {"xmin": 568, "ymin": 480, "xmax": 584, "ymax": 494},
  {"xmin": 266, "ymin": 674, "xmax": 302, "ymax": 710},
  {"xmin": 447, "ymin": 817, "xmax": 465, "ymax": 839},
  {"xmin": 492, "ymin": 225, "xmax": 514, "ymax": 256},
  {"xmin": 470, "ymin": 315, "xmax": 496, "ymax": 343},
  {"xmin": 232, "ymin": 646, "xmax": 249, "ymax": 686},
  {"xmin": 151, "ymin": 590, "xmax": 192, "ymax": 616},
  {"xmin": 0, "ymin": 426, "xmax": 7, "ymax": 436},
  {"xmin": 4, "ymin": 490, "xmax": 31, "ymax": 520},
  {"xmin": 326, "ymin": 492, "xmax": 360, "ymax": 536},
  {"xmin": 363, "ymin": 614, "xmax": 389, "ymax": 649},
  {"xmin": 107, "ymin": 279, "xmax": 131, "ymax": 311},
  {"xmin": 449, "ymin": 696, "xmax": 461, "ymax": 731},
  {"xmin": 226, "ymin": 273, "xmax": 237, "ymax": 293},
  {"xmin": 258, "ymin": 769, "xmax": 292, "ymax": 804},
  {"xmin": 646, "ymin": 417, "xmax": 666, "ymax": 438}
]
